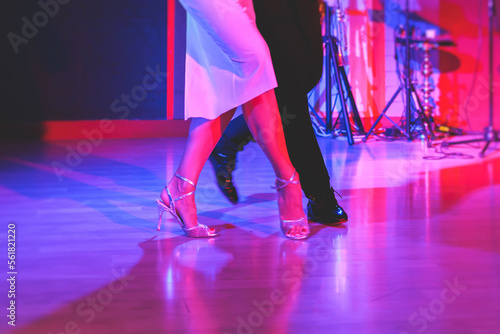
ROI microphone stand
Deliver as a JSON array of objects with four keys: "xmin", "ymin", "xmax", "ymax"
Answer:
[
  {"xmin": 319, "ymin": 2, "xmax": 365, "ymax": 145},
  {"xmin": 443, "ymin": 0, "xmax": 498, "ymax": 157}
]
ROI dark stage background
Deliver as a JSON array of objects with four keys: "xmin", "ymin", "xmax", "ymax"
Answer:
[
  {"xmin": 0, "ymin": 0, "xmax": 498, "ymax": 140},
  {"xmin": 0, "ymin": 0, "xmax": 187, "ymax": 124}
]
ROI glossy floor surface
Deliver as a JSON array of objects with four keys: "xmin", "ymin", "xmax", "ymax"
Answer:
[{"xmin": 0, "ymin": 137, "xmax": 499, "ymax": 334}]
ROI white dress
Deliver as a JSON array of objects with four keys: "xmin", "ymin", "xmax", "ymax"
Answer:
[{"xmin": 180, "ymin": 0, "xmax": 277, "ymax": 120}]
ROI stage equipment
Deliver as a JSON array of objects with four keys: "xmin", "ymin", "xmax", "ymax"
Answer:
[
  {"xmin": 413, "ymin": 34, "xmax": 455, "ymax": 121},
  {"xmin": 442, "ymin": 0, "xmax": 498, "ymax": 157},
  {"xmin": 310, "ymin": 0, "xmax": 365, "ymax": 145},
  {"xmin": 363, "ymin": 0, "xmax": 435, "ymax": 147},
  {"xmin": 419, "ymin": 33, "xmax": 436, "ymax": 118}
]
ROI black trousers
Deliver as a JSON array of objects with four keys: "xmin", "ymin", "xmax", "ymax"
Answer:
[{"xmin": 213, "ymin": 0, "xmax": 331, "ymax": 197}]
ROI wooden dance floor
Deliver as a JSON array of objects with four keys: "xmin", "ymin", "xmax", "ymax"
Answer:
[{"xmin": 0, "ymin": 137, "xmax": 499, "ymax": 334}]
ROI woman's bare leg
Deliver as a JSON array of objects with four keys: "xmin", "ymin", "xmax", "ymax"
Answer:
[
  {"xmin": 242, "ymin": 89, "xmax": 307, "ymax": 237},
  {"xmin": 161, "ymin": 109, "xmax": 236, "ymax": 228}
]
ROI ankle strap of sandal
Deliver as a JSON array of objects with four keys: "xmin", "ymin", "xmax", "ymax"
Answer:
[
  {"xmin": 164, "ymin": 173, "xmax": 196, "ymax": 204},
  {"xmin": 272, "ymin": 170, "xmax": 299, "ymax": 191},
  {"xmin": 174, "ymin": 173, "xmax": 196, "ymax": 189}
]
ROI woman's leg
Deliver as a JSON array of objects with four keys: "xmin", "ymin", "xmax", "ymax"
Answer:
[
  {"xmin": 161, "ymin": 109, "xmax": 236, "ymax": 228},
  {"xmin": 242, "ymin": 89, "xmax": 307, "ymax": 237}
]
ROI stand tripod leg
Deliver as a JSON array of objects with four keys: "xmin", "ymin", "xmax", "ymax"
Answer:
[
  {"xmin": 339, "ymin": 62, "xmax": 366, "ymax": 134},
  {"xmin": 332, "ymin": 111, "xmax": 341, "ymax": 130},
  {"xmin": 408, "ymin": 87, "xmax": 431, "ymax": 147},
  {"xmin": 329, "ymin": 41, "xmax": 354, "ymax": 145},
  {"xmin": 480, "ymin": 140, "xmax": 492, "ymax": 158},
  {"xmin": 410, "ymin": 84, "xmax": 435, "ymax": 147},
  {"xmin": 363, "ymin": 86, "xmax": 403, "ymax": 142},
  {"xmin": 325, "ymin": 39, "xmax": 333, "ymax": 133},
  {"xmin": 442, "ymin": 137, "xmax": 483, "ymax": 147},
  {"xmin": 446, "ymin": 0, "xmax": 498, "ymax": 158}
]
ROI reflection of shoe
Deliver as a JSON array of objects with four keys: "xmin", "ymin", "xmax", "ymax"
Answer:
[
  {"xmin": 307, "ymin": 187, "xmax": 348, "ymax": 225},
  {"xmin": 209, "ymin": 152, "xmax": 238, "ymax": 204},
  {"xmin": 273, "ymin": 171, "xmax": 310, "ymax": 240},
  {"xmin": 157, "ymin": 173, "xmax": 218, "ymax": 238}
]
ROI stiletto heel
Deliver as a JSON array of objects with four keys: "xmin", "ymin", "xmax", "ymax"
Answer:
[
  {"xmin": 157, "ymin": 201, "xmax": 166, "ymax": 231},
  {"xmin": 273, "ymin": 171, "xmax": 309, "ymax": 240},
  {"xmin": 157, "ymin": 173, "xmax": 218, "ymax": 238}
]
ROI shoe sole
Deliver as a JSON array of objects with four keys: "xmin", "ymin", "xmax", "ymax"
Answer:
[{"xmin": 307, "ymin": 216, "xmax": 348, "ymax": 226}]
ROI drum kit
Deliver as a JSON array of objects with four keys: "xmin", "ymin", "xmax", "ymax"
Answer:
[{"xmin": 317, "ymin": 0, "xmax": 497, "ymax": 155}]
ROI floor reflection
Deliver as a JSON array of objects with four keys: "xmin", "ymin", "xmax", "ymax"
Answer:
[
  {"xmin": 0, "ymin": 138, "xmax": 498, "ymax": 333},
  {"xmin": 11, "ymin": 227, "xmax": 349, "ymax": 334}
]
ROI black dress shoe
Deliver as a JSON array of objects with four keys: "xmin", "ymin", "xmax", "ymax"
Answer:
[
  {"xmin": 208, "ymin": 152, "xmax": 239, "ymax": 204},
  {"xmin": 307, "ymin": 187, "xmax": 348, "ymax": 225}
]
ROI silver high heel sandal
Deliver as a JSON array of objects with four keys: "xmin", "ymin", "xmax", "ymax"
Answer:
[
  {"xmin": 157, "ymin": 173, "xmax": 218, "ymax": 238},
  {"xmin": 273, "ymin": 171, "xmax": 310, "ymax": 240}
]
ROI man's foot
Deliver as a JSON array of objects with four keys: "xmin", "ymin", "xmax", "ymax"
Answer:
[
  {"xmin": 208, "ymin": 152, "xmax": 239, "ymax": 204},
  {"xmin": 307, "ymin": 187, "xmax": 348, "ymax": 225}
]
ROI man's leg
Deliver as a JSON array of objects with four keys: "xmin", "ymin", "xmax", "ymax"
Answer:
[
  {"xmin": 209, "ymin": 114, "xmax": 254, "ymax": 203},
  {"xmin": 252, "ymin": 0, "xmax": 348, "ymax": 224},
  {"xmin": 277, "ymin": 91, "xmax": 331, "ymax": 197},
  {"xmin": 276, "ymin": 89, "xmax": 348, "ymax": 225},
  {"xmin": 213, "ymin": 114, "xmax": 253, "ymax": 158}
]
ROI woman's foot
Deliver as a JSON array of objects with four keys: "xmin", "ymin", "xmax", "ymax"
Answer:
[
  {"xmin": 159, "ymin": 174, "xmax": 217, "ymax": 237},
  {"xmin": 160, "ymin": 176, "xmax": 198, "ymax": 229},
  {"xmin": 275, "ymin": 171, "xmax": 309, "ymax": 239}
]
